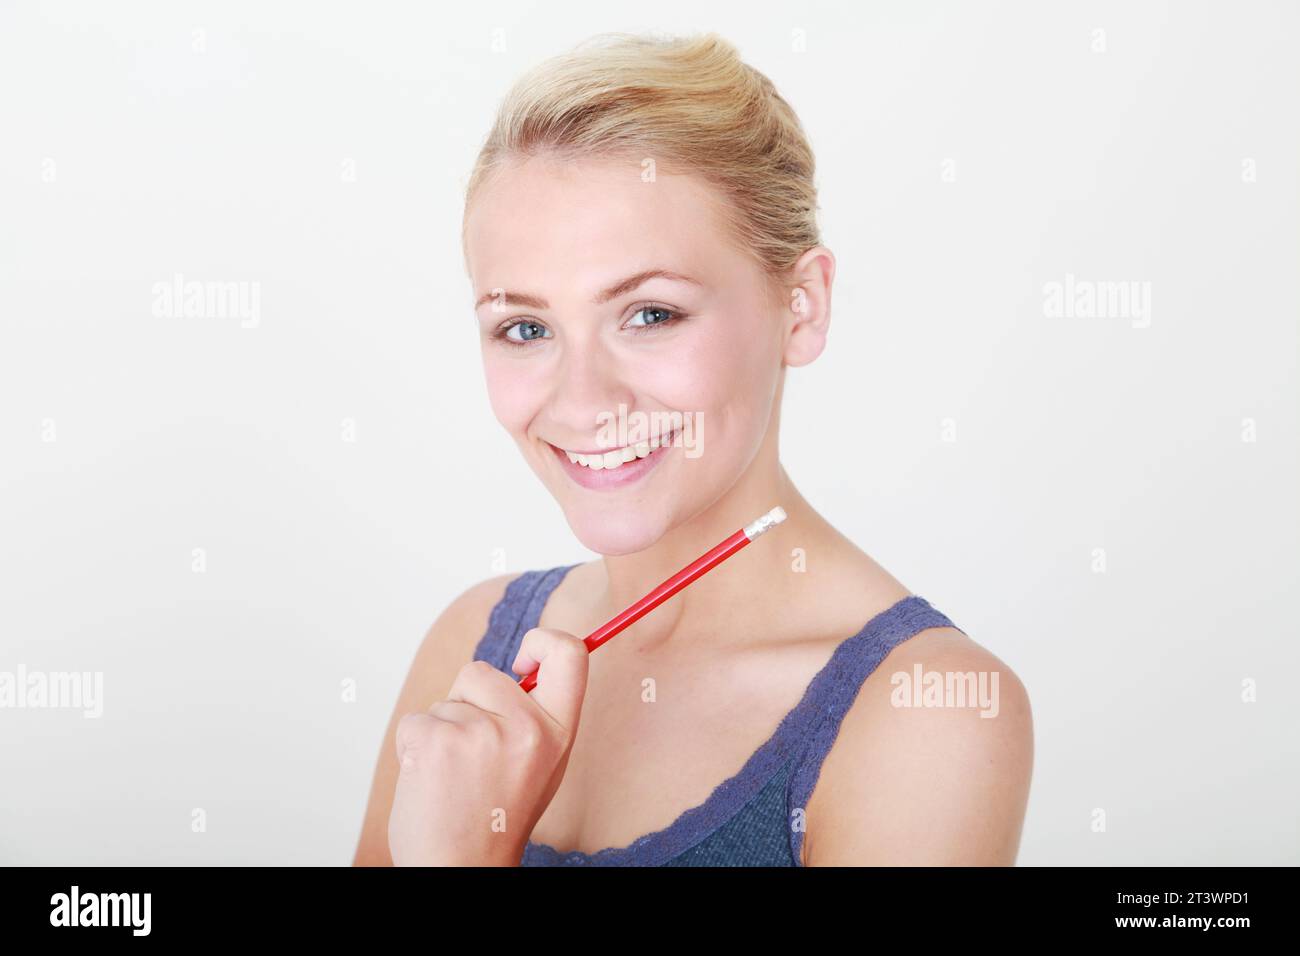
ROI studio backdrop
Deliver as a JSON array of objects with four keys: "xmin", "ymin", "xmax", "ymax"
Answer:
[{"xmin": 1, "ymin": 0, "xmax": 1296, "ymax": 865}]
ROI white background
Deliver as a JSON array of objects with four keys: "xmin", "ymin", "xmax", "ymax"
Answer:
[{"xmin": 1, "ymin": 0, "xmax": 1296, "ymax": 865}]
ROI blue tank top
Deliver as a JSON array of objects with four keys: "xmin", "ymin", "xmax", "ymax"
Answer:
[{"xmin": 471, "ymin": 563, "xmax": 961, "ymax": 866}]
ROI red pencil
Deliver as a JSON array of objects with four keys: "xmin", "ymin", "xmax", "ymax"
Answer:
[{"xmin": 517, "ymin": 506, "xmax": 787, "ymax": 693}]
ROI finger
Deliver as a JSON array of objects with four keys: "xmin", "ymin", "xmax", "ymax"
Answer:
[
  {"xmin": 426, "ymin": 699, "xmax": 490, "ymax": 724},
  {"xmin": 511, "ymin": 627, "xmax": 589, "ymax": 731},
  {"xmin": 393, "ymin": 711, "xmax": 441, "ymax": 770},
  {"xmin": 443, "ymin": 659, "xmax": 526, "ymax": 721},
  {"xmin": 394, "ymin": 704, "xmax": 496, "ymax": 770}
]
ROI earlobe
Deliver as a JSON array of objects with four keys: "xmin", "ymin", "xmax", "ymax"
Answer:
[{"xmin": 784, "ymin": 319, "xmax": 828, "ymax": 367}]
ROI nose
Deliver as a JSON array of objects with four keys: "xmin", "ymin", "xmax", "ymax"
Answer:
[{"xmin": 548, "ymin": 334, "xmax": 636, "ymax": 445}]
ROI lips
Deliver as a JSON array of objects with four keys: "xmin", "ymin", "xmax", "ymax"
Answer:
[
  {"xmin": 562, "ymin": 426, "xmax": 680, "ymax": 468},
  {"xmin": 548, "ymin": 427, "xmax": 679, "ymax": 491}
]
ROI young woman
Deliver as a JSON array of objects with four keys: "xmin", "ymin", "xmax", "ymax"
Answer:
[{"xmin": 354, "ymin": 31, "xmax": 1032, "ymax": 867}]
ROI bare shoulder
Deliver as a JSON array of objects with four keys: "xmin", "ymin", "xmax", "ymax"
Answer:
[
  {"xmin": 804, "ymin": 622, "xmax": 1034, "ymax": 866},
  {"xmin": 350, "ymin": 571, "xmax": 521, "ymax": 866},
  {"xmin": 410, "ymin": 572, "xmax": 523, "ymax": 687}
]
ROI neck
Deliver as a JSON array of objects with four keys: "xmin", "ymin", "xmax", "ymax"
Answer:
[{"xmin": 592, "ymin": 446, "xmax": 831, "ymax": 650}]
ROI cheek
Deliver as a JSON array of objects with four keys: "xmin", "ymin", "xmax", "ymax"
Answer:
[
  {"xmin": 626, "ymin": 322, "xmax": 774, "ymax": 465},
  {"xmin": 661, "ymin": 317, "xmax": 773, "ymax": 414},
  {"xmin": 481, "ymin": 353, "xmax": 546, "ymax": 433}
]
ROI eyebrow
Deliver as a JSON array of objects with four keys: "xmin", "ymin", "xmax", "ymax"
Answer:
[{"xmin": 474, "ymin": 269, "xmax": 702, "ymax": 311}]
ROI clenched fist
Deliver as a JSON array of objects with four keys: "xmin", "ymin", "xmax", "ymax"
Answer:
[{"xmin": 387, "ymin": 627, "xmax": 589, "ymax": 866}]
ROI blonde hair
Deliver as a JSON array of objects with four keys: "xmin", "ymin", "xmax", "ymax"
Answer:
[{"xmin": 462, "ymin": 32, "xmax": 821, "ymax": 299}]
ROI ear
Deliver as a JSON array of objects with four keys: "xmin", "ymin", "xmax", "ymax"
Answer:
[{"xmin": 782, "ymin": 246, "xmax": 835, "ymax": 367}]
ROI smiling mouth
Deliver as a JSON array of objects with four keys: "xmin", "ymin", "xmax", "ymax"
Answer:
[{"xmin": 551, "ymin": 427, "xmax": 679, "ymax": 471}]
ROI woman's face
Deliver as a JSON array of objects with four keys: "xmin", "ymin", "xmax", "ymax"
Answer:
[{"xmin": 464, "ymin": 153, "xmax": 787, "ymax": 556}]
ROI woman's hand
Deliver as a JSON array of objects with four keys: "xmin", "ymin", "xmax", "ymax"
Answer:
[{"xmin": 387, "ymin": 627, "xmax": 589, "ymax": 866}]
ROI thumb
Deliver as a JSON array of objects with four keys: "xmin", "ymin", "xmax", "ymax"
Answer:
[{"xmin": 511, "ymin": 627, "xmax": 589, "ymax": 731}]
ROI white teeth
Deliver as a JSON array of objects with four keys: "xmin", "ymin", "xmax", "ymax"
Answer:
[{"xmin": 563, "ymin": 430, "xmax": 675, "ymax": 470}]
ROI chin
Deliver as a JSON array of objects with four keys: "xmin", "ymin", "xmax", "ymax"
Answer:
[{"xmin": 563, "ymin": 502, "xmax": 672, "ymax": 556}]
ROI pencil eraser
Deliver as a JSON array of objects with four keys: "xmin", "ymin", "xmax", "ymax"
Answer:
[{"xmin": 744, "ymin": 506, "xmax": 787, "ymax": 540}]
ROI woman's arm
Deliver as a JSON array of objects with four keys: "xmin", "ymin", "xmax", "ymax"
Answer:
[
  {"xmin": 351, "ymin": 573, "xmax": 520, "ymax": 866},
  {"xmin": 803, "ymin": 627, "xmax": 1034, "ymax": 866}
]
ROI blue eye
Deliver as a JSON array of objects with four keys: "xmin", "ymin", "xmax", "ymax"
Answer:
[
  {"xmin": 626, "ymin": 305, "xmax": 681, "ymax": 331},
  {"xmin": 490, "ymin": 303, "xmax": 687, "ymax": 348},
  {"xmin": 500, "ymin": 320, "xmax": 551, "ymax": 343}
]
